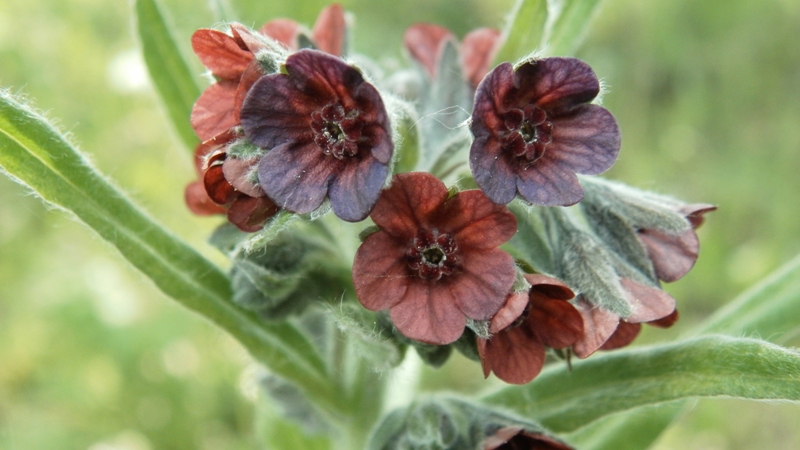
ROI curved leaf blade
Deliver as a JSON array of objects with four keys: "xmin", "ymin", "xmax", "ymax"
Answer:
[
  {"xmin": 482, "ymin": 335, "xmax": 800, "ymax": 433},
  {"xmin": 546, "ymin": 0, "xmax": 604, "ymax": 56},
  {"xmin": 134, "ymin": 0, "xmax": 201, "ymax": 150},
  {"xmin": 0, "ymin": 91, "xmax": 337, "ymax": 412},
  {"xmin": 492, "ymin": 0, "xmax": 549, "ymax": 66}
]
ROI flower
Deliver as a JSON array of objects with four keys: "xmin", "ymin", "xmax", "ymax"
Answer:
[
  {"xmin": 260, "ymin": 4, "xmax": 346, "ymax": 56},
  {"xmin": 240, "ymin": 49, "xmax": 393, "ymax": 222},
  {"xmin": 637, "ymin": 203, "xmax": 717, "ymax": 282},
  {"xmin": 469, "ymin": 57, "xmax": 621, "ymax": 206},
  {"xmin": 352, "ymin": 172, "xmax": 517, "ymax": 345},
  {"xmin": 190, "ymin": 23, "xmax": 270, "ymax": 141},
  {"xmin": 482, "ymin": 426, "xmax": 573, "ymax": 450},
  {"xmin": 404, "ymin": 23, "xmax": 501, "ymax": 88},
  {"xmin": 186, "ymin": 129, "xmax": 279, "ymax": 232},
  {"xmin": 572, "ymin": 278, "xmax": 677, "ymax": 358},
  {"xmin": 477, "ymin": 274, "xmax": 583, "ymax": 384}
]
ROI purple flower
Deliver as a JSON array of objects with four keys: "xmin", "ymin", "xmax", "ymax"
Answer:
[
  {"xmin": 240, "ymin": 49, "xmax": 393, "ymax": 222},
  {"xmin": 469, "ymin": 57, "xmax": 621, "ymax": 206}
]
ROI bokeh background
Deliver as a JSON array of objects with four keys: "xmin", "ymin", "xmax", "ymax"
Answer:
[{"xmin": 2, "ymin": 0, "xmax": 800, "ymax": 448}]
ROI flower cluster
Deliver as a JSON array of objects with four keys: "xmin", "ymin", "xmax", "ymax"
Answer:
[{"xmin": 184, "ymin": 4, "xmax": 712, "ymax": 389}]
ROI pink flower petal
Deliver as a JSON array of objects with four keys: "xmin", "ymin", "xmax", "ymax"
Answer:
[
  {"xmin": 259, "ymin": 19, "xmax": 302, "ymax": 50},
  {"xmin": 450, "ymin": 248, "xmax": 516, "ymax": 321},
  {"xmin": 638, "ymin": 228, "xmax": 699, "ymax": 282},
  {"xmin": 403, "ymin": 23, "xmax": 455, "ymax": 78},
  {"xmin": 227, "ymin": 195, "xmax": 278, "ymax": 233},
  {"xmin": 600, "ymin": 321, "xmax": 641, "ymax": 350},
  {"xmin": 460, "ymin": 28, "xmax": 501, "ymax": 88},
  {"xmin": 524, "ymin": 274, "xmax": 575, "ymax": 300},
  {"xmin": 222, "ymin": 157, "xmax": 264, "ymax": 198},
  {"xmin": 572, "ymin": 299, "xmax": 619, "ymax": 358},
  {"xmin": 191, "ymin": 81, "xmax": 238, "ymax": 141},
  {"xmin": 437, "ymin": 190, "xmax": 517, "ymax": 249},
  {"xmin": 489, "ymin": 291, "xmax": 529, "ymax": 334},
  {"xmin": 528, "ymin": 293, "xmax": 583, "ymax": 349},
  {"xmin": 389, "ymin": 281, "xmax": 466, "ymax": 345},
  {"xmin": 621, "ymin": 278, "xmax": 677, "ymax": 323},
  {"xmin": 353, "ymin": 232, "xmax": 411, "ymax": 311},
  {"xmin": 478, "ymin": 326, "xmax": 546, "ymax": 384},
  {"xmin": 185, "ymin": 181, "xmax": 225, "ymax": 215},
  {"xmin": 312, "ymin": 4, "xmax": 346, "ymax": 56},
  {"xmin": 229, "ymin": 23, "xmax": 268, "ymax": 54},
  {"xmin": 369, "ymin": 172, "xmax": 449, "ymax": 240},
  {"xmin": 191, "ymin": 29, "xmax": 253, "ymax": 80}
]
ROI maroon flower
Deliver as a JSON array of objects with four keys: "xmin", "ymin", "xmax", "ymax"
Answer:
[
  {"xmin": 190, "ymin": 23, "xmax": 270, "ymax": 141},
  {"xmin": 572, "ymin": 278, "xmax": 677, "ymax": 358},
  {"xmin": 404, "ymin": 23, "xmax": 502, "ymax": 88},
  {"xmin": 260, "ymin": 4, "xmax": 346, "ymax": 56},
  {"xmin": 240, "ymin": 49, "xmax": 393, "ymax": 222},
  {"xmin": 638, "ymin": 203, "xmax": 717, "ymax": 282},
  {"xmin": 469, "ymin": 58, "xmax": 621, "ymax": 206},
  {"xmin": 186, "ymin": 130, "xmax": 279, "ymax": 232},
  {"xmin": 483, "ymin": 426, "xmax": 574, "ymax": 450},
  {"xmin": 352, "ymin": 172, "xmax": 517, "ymax": 345},
  {"xmin": 477, "ymin": 275, "xmax": 583, "ymax": 384}
]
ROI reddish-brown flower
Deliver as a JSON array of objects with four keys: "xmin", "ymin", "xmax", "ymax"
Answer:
[
  {"xmin": 638, "ymin": 203, "xmax": 717, "ymax": 282},
  {"xmin": 241, "ymin": 49, "xmax": 393, "ymax": 222},
  {"xmin": 190, "ymin": 23, "xmax": 270, "ymax": 141},
  {"xmin": 477, "ymin": 275, "xmax": 583, "ymax": 384},
  {"xmin": 186, "ymin": 130, "xmax": 279, "ymax": 232},
  {"xmin": 469, "ymin": 58, "xmax": 621, "ymax": 206},
  {"xmin": 352, "ymin": 172, "xmax": 517, "ymax": 345},
  {"xmin": 404, "ymin": 23, "xmax": 502, "ymax": 88},
  {"xmin": 260, "ymin": 4, "xmax": 346, "ymax": 56},
  {"xmin": 483, "ymin": 426, "xmax": 574, "ymax": 450},
  {"xmin": 572, "ymin": 278, "xmax": 677, "ymax": 358}
]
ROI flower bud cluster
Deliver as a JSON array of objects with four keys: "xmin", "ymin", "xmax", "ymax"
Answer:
[{"xmin": 184, "ymin": 3, "xmax": 713, "ymax": 388}]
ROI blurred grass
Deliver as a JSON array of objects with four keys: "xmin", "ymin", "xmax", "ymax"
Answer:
[{"xmin": 1, "ymin": 0, "xmax": 799, "ymax": 448}]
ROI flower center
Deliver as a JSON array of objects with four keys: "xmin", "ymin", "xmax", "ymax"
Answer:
[
  {"xmin": 311, "ymin": 103, "xmax": 364, "ymax": 160},
  {"xmin": 503, "ymin": 105, "xmax": 553, "ymax": 163},
  {"xmin": 406, "ymin": 229, "xmax": 459, "ymax": 280}
]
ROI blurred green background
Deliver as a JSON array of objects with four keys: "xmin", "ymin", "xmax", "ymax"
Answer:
[{"xmin": 1, "ymin": 0, "xmax": 800, "ymax": 448}]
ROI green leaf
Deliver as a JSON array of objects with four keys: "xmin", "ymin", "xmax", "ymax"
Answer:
[
  {"xmin": 482, "ymin": 335, "xmax": 800, "ymax": 433},
  {"xmin": 505, "ymin": 202, "xmax": 556, "ymax": 275},
  {"xmin": 492, "ymin": 0, "xmax": 549, "ymax": 66},
  {"xmin": 566, "ymin": 253, "xmax": 800, "ymax": 449},
  {"xmin": 565, "ymin": 402, "xmax": 685, "ymax": 450},
  {"xmin": 134, "ymin": 0, "xmax": 202, "ymax": 150},
  {"xmin": 546, "ymin": 0, "xmax": 604, "ymax": 56},
  {"xmin": 0, "ymin": 91, "xmax": 340, "ymax": 413}
]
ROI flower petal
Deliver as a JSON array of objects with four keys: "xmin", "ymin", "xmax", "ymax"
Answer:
[
  {"xmin": 478, "ymin": 326, "xmax": 546, "ymax": 384},
  {"xmin": 483, "ymin": 427, "xmax": 573, "ymax": 450},
  {"xmin": 403, "ymin": 23, "xmax": 454, "ymax": 78},
  {"xmin": 229, "ymin": 23, "xmax": 268, "ymax": 54},
  {"xmin": 240, "ymin": 74, "xmax": 317, "ymax": 149},
  {"xmin": 233, "ymin": 60, "xmax": 266, "ymax": 123},
  {"xmin": 524, "ymin": 274, "xmax": 575, "ymax": 300},
  {"xmin": 528, "ymin": 292, "xmax": 584, "ymax": 349},
  {"xmin": 436, "ymin": 190, "xmax": 517, "ymax": 249},
  {"xmin": 259, "ymin": 19, "xmax": 301, "ymax": 50},
  {"xmin": 469, "ymin": 136, "xmax": 519, "ymax": 205},
  {"xmin": 450, "ymin": 248, "xmax": 516, "ymax": 320},
  {"xmin": 227, "ymin": 195, "xmax": 279, "ymax": 232},
  {"xmin": 191, "ymin": 81, "xmax": 238, "ymax": 141},
  {"xmin": 460, "ymin": 27, "xmax": 501, "ymax": 88},
  {"xmin": 203, "ymin": 162, "xmax": 237, "ymax": 205},
  {"xmin": 284, "ymin": 50, "xmax": 361, "ymax": 104},
  {"xmin": 599, "ymin": 321, "xmax": 641, "ymax": 350},
  {"xmin": 257, "ymin": 142, "xmax": 334, "ymax": 214},
  {"xmin": 191, "ymin": 29, "xmax": 253, "ymax": 80},
  {"xmin": 515, "ymin": 156, "xmax": 584, "ymax": 206},
  {"xmin": 489, "ymin": 291, "xmax": 529, "ymax": 334},
  {"xmin": 185, "ymin": 181, "xmax": 225, "ymax": 215},
  {"xmin": 353, "ymin": 231, "xmax": 410, "ymax": 311},
  {"xmin": 312, "ymin": 4, "xmax": 346, "ymax": 56},
  {"xmin": 470, "ymin": 62, "xmax": 517, "ymax": 139},
  {"xmin": 638, "ymin": 228, "xmax": 699, "ymax": 282},
  {"xmin": 516, "ymin": 57, "xmax": 600, "ymax": 113},
  {"xmin": 547, "ymin": 104, "xmax": 621, "ymax": 176},
  {"xmin": 328, "ymin": 154, "xmax": 389, "ymax": 222},
  {"xmin": 649, "ymin": 309, "xmax": 679, "ymax": 328},
  {"xmin": 621, "ymin": 278, "xmax": 677, "ymax": 323},
  {"xmin": 389, "ymin": 281, "xmax": 466, "ymax": 345},
  {"xmin": 572, "ymin": 299, "xmax": 619, "ymax": 358},
  {"xmin": 222, "ymin": 157, "xmax": 264, "ymax": 197},
  {"xmin": 370, "ymin": 172, "xmax": 449, "ymax": 239},
  {"xmin": 678, "ymin": 203, "xmax": 717, "ymax": 229}
]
